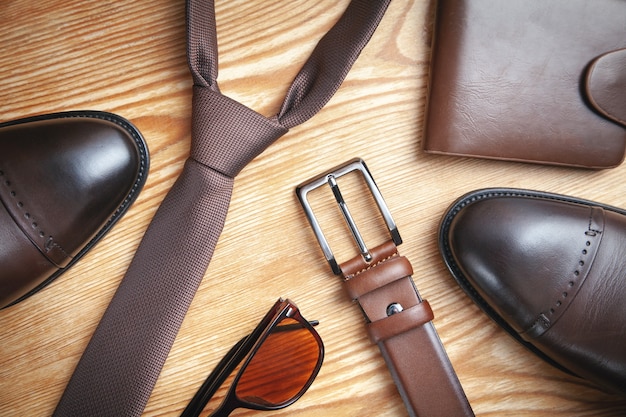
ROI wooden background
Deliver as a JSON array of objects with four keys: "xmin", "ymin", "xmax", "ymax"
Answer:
[{"xmin": 1, "ymin": 0, "xmax": 626, "ymax": 415}]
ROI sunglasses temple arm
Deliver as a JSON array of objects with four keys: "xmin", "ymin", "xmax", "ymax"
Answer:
[{"xmin": 180, "ymin": 335, "xmax": 250, "ymax": 417}]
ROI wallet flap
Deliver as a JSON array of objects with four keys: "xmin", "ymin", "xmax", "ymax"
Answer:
[{"xmin": 585, "ymin": 48, "xmax": 626, "ymax": 128}]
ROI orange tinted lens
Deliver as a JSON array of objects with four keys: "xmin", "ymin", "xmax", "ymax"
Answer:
[{"xmin": 235, "ymin": 317, "xmax": 321, "ymax": 407}]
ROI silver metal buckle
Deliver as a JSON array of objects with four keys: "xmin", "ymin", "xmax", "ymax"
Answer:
[{"xmin": 296, "ymin": 158, "xmax": 402, "ymax": 275}]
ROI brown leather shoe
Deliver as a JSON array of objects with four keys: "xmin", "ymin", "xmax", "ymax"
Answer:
[
  {"xmin": 0, "ymin": 111, "xmax": 149, "ymax": 308},
  {"xmin": 439, "ymin": 188, "xmax": 626, "ymax": 395}
]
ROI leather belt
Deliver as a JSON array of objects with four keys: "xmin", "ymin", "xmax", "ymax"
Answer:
[{"xmin": 296, "ymin": 158, "xmax": 474, "ymax": 417}]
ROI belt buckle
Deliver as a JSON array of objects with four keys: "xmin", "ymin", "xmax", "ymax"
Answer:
[{"xmin": 296, "ymin": 158, "xmax": 402, "ymax": 275}]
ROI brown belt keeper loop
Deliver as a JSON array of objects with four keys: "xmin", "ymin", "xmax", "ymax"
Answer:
[{"xmin": 367, "ymin": 300, "xmax": 435, "ymax": 344}]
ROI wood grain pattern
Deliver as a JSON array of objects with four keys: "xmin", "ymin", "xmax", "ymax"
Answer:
[{"xmin": 1, "ymin": 0, "xmax": 626, "ymax": 415}]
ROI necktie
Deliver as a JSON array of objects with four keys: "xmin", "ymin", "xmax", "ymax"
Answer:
[{"xmin": 53, "ymin": 0, "xmax": 391, "ymax": 415}]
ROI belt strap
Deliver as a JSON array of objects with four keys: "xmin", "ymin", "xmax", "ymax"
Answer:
[
  {"xmin": 53, "ymin": 1, "xmax": 391, "ymax": 415},
  {"xmin": 340, "ymin": 241, "xmax": 474, "ymax": 417}
]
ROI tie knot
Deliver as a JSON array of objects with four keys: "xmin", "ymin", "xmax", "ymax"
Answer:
[{"xmin": 191, "ymin": 86, "xmax": 288, "ymax": 178}]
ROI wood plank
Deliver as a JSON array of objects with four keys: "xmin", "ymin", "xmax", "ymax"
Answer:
[{"xmin": 1, "ymin": 0, "xmax": 625, "ymax": 415}]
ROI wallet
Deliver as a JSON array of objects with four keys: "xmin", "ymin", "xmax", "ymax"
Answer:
[{"xmin": 422, "ymin": 0, "xmax": 626, "ymax": 169}]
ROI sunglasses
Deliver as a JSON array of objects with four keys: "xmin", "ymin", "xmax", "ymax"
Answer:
[{"xmin": 181, "ymin": 298, "xmax": 324, "ymax": 417}]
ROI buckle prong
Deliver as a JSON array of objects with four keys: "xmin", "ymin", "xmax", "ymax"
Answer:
[
  {"xmin": 296, "ymin": 158, "xmax": 402, "ymax": 275},
  {"xmin": 327, "ymin": 174, "xmax": 373, "ymax": 263}
]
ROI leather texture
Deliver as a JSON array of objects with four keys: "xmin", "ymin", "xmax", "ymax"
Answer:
[
  {"xmin": 0, "ymin": 111, "xmax": 149, "ymax": 308},
  {"xmin": 439, "ymin": 188, "xmax": 626, "ymax": 396},
  {"xmin": 423, "ymin": 0, "xmax": 626, "ymax": 168},
  {"xmin": 340, "ymin": 241, "xmax": 474, "ymax": 417}
]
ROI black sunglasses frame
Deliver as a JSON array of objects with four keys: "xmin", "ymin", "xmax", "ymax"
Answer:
[{"xmin": 181, "ymin": 298, "xmax": 324, "ymax": 417}]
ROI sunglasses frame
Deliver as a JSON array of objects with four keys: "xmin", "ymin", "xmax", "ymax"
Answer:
[{"xmin": 181, "ymin": 298, "xmax": 324, "ymax": 417}]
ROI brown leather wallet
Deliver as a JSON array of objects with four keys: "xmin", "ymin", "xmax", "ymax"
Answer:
[
  {"xmin": 423, "ymin": 0, "xmax": 626, "ymax": 169},
  {"xmin": 297, "ymin": 159, "xmax": 474, "ymax": 417}
]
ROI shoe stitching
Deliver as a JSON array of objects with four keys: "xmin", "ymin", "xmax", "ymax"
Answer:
[
  {"xmin": 540, "ymin": 209, "xmax": 603, "ymax": 327},
  {"xmin": 528, "ymin": 233, "xmax": 599, "ymax": 337},
  {"xmin": 437, "ymin": 188, "xmax": 608, "ymax": 375},
  {"xmin": 0, "ymin": 112, "xmax": 149, "ymax": 307},
  {"xmin": 0, "ymin": 111, "xmax": 149, "ymax": 242},
  {"xmin": 0, "ymin": 111, "xmax": 149, "ymax": 268},
  {"xmin": 440, "ymin": 189, "xmax": 607, "ymax": 340},
  {"xmin": 0, "ymin": 169, "xmax": 71, "ymax": 259}
]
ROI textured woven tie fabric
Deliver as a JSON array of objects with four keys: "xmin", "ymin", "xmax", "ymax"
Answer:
[{"xmin": 53, "ymin": 0, "xmax": 391, "ymax": 415}]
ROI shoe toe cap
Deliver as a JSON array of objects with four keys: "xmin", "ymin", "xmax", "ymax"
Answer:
[
  {"xmin": 442, "ymin": 190, "xmax": 626, "ymax": 394},
  {"xmin": 1, "ymin": 117, "xmax": 143, "ymax": 261},
  {"xmin": 447, "ymin": 195, "xmax": 599, "ymax": 335},
  {"xmin": 0, "ymin": 112, "xmax": 148, "ymax": 308}
]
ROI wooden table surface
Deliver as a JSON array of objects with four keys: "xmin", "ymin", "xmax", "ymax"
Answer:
[{"xmin": 2, "ymin": 0, "xmax": 626, "ymax": 416}]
